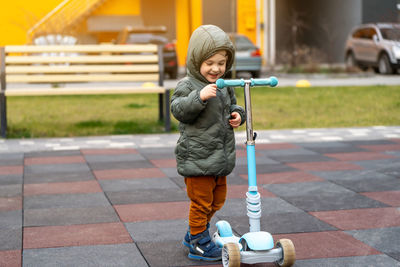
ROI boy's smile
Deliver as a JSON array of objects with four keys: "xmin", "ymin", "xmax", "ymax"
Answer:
[{"xmin": 200, "ymin": 51, "xmax": 227, "ymax": 83}]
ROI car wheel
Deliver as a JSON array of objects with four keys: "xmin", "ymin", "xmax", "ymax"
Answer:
[
  {"xmin": 378, "ymin": 53, "xmax": 394, "ymax": 74},
  {"xmin": 345, "ymin": 52, "xmax": 357, "ymax": 69},
  {"xmin": 251, "ymin": 71, "xmax": 261, "ymax": 78}
]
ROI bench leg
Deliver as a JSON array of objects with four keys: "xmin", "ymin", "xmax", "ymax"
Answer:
[
  {"xmin": 158, "ymin": 93, "xmax": 164, "ymax": 121},
  {"xmin": 0, "ymin": 92, "xmax": 6, "ymax": 138},
  {"xmin": 164, "ymin": 89, "xmax": 170, "ymax": 132}
]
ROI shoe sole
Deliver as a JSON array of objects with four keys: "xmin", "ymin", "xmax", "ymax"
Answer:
[
  {"xmin": 182, "ymin": 240, "xmax": 190, "ymax": 248},
  {"xmin": 188, "ymin": 252, "xmax": 222, "ymax": 261}
]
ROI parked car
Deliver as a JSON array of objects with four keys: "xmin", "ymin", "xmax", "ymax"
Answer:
[
  {"xmin": 344, "ymin": 23, "xmax": 400, "ymax": 74},
  {"xmin": 116, "ymin": 26, "xmax": 178, "ymax": 79},
  {"xmin": 228, "ymin": 33, "xmax": 262, "ymax": 78}
]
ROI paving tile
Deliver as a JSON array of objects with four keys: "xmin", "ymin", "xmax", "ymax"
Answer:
[
  {"xmin": 150, "ymin": 158, "xmax": 177, "ymax": 168},
  {"xmin": 310, "ymin": 207, "xmax": 400, "ymax": 230},
  {"xmin": 235, "ymin": 155, "xmax": 279, "ymax": 166},
  {"xmin": 354, "ymin": 159, "xmax": 400, "ymax": 178},
  {"xmin": 267, "ymin": 154, "xmax": 335, "ymax": 163},
  {"xmin": 114, "ymin": 201, "xmax": 190, "ymax": 222},
  {"xmin": 24, "ymin": 163, "xmax": 90, "ymax": 175},
  {"xmin": 84, "ymin": 153, "xmax": 145, "ymax": 163},
  {"xmin": 23, "ymin": 243, "xmax": 147, "ymax": 267},
  {"xmin": 99, "ymin": 177, "xmax": 179, "ymax": 192},
  {"xmin": 287, "ymin": 161, "xmax": 363, "ymax": 171},
  {"xmin": 25, "ymin": 150, "xmax": 81, "ymax": 158},
  {"xmin": 226, "ymin": 184, "xmax": 275, "ymax": 199},
  {"xmin": 23, "ymin": 222, "xmax": 132, "ymax": 249},
  {"xmin": 0, "ymin": 184, "xmax": 22, "ymax": 198},
  {"xmin": 273, "ymin": 231, "xmax": 380, "ymax": 260},
  {"xmin": 235, "ymin": 163, "xmax": 297, "ymax": 175},
  {"xmin": 81, "ymin": 148, "xmax": 138, "ymax": 155},
  {"xmin": 0, "ymin": 174, "xmax": 23, "ymax": 185},
  {"xmin": 226, "ymin": 172, "xmax": 249, "ymax": 185},
  {"xmin": 325, "ymin": 151, "xmax": 396, "ymax": 161},
  {"xmin": 125, "ymin": 219, "xmax": 189, "ymax": 242},
  {"xmin": 0, "ymin": 197, "xmax": 22, "ymax": 211},
  {"xmin": 0, "ymin": 166, "xmax": 23, "ymax": 175},
  {"xmin": 24, "ymin": 193, "xmax": 111, "ymax": 210},
  {"xmin": 24, "ymin": 171, "xmax": 95, "ymax": 184},
  {"xmin": 359, "ymin": 144, "xmax": 400, "ymax": 152},
  {"xmin": 136, "ymin": 147, "xmax": 175, "ymax": 160},
  {"xmin": 242, "ymin": 171, "xmax": 324, "ymax": 185},
  {"xmin": 295, "ymin": 254, "xmax": 400, "ymax": 267},
  {"xmin": 217, "ymin": 211, "xmax": 337, "ymax": 236},
  {"xmin": 0, "ymin": 250, "xmax": 21, "ymax": 267},
  {"xmin": 312, "ymin": 170, "xmax": 400, "ymax": 192},
  {"xmin": 346, "ymin": 227, "xmax": 400, "ymax": 258},
  {"xmin": 345, "ymin": 139, "xmax": 398, "ymax": 146},
  {"xmin": 24, "ymin": 156, "xmax": 85, "ymax": 165},
  {"xmin": 0, "ymin": 228, "xmax": 22, "ymax": 251},
  {"xmin": 136, "ymin": 241, "xmax": 204, "ymax": 267},
  {"xmin": 255, "ymin": 143, "xmax": 300, "ymax": 150},
  {"xmin": 94, "ymin": 167, "xmax": 166, "ymax": 180},
  {"xmin": 24, "ymin": 181, "xmax": 102, "ymax": 196},
  {"xmin": 0, "ymin": 158, "xmax": 23, "ymax": 166},
  {"xmin": 297, "ymin": 142, "xmax": 367, "ymax": 154},
  {"xmin": 24, "ymin": 206, "xmax": 119, "ymax": 227},
  {"xmin": 106, "ymin": 188, "xmax": 189, "ymax": 205},
  {"xmin": 265, "ymin": 182, "xmax": 388, "ymax": 211},
  {"xmin": 361, "ymin": 191, "xmax": 400, "ymax": 206},
  {"xmin": 160, "ymin": 167, "xmax": 180, "ymax": 178},
  {"xmin": 218, "ymin": 197, "xmax": 303, "ymax": 217},
  {"xmin": 258, "ymin": 148, "xmax": 319, "ymax": 157}
]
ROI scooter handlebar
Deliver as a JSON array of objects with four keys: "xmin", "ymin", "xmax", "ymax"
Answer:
[{"xmin": 216, "ymin": 76, "xmax": 278, "ymax": 89}]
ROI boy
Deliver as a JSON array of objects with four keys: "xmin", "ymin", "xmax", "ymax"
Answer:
[{"xmin": 171, "ymin": 25, "xmax": 246, "ymax": 261}]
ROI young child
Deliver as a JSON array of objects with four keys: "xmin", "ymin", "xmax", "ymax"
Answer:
[{"xmin": 171, "ymin": 25, "xmax": 246, "ymax": 261}]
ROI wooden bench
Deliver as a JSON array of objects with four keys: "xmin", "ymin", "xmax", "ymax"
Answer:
[{"xmin": 0, "ymin": 44, "xmax": 171, "ymax": 138}]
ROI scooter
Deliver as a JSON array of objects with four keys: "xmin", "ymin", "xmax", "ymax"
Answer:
[{"xmin": 213, "ymin": 77, "xmax": 296, "ymax": 267}]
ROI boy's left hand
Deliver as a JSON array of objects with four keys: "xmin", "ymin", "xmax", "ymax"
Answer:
[{"xmin": 229, "ymin": 112, "xmax": 241, "ymax": 128}]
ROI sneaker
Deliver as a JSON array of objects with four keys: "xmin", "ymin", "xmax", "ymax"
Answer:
[
  {"xmin": 188, "ymin": 229, "xmax": 222, "ymax": 261},
  {"xmin": 182, "ymin": 223, "xmax": 210, "ymax": 248}
]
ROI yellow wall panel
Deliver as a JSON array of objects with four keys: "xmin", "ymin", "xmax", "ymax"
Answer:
[{"xmin": 93, "ymin": 0, "xmax": 140, "ymax": 15}]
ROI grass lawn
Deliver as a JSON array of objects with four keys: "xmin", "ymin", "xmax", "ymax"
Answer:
[{"xmin": 6, "ymin": 85, "xmax": 400, "ymax": 138}]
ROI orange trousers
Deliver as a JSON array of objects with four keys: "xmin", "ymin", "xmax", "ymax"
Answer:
[{"xmin": 185, "ymin": 176, "xmax": 227, "ymax": 236}]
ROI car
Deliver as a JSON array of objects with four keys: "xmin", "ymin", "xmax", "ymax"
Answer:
[
  {"xmin": 344, "ymin": 23, "xmax": 400, "ymax": 74},
  {"xmin": 228, "ymin": 33, "xmax": 262, "ymax": 78},
  {"xmin": 116, "ymin": 26, "xmax": 178, "ymax": 79}
]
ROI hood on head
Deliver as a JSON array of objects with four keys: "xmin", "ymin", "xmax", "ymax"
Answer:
[{"xmin": 186, "ymin": 25, "xmax": 235, "ymax": 84}]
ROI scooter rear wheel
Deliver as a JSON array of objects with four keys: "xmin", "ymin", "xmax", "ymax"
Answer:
[
  {"xmin": 222, "ymin": 243, "xmax": 240, "ymax": 267},
  {"xmin": 276, "ymin": 239, "xmax": 296, "ymax": 267}
]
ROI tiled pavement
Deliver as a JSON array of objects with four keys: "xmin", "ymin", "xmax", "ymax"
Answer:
[{"xmin": 0, "ymin": 128, "xmax": 400, "ymax": 266}]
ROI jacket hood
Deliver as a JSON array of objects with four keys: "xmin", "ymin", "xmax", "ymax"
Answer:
[{"xmin": 186, "ymin": 25, "xmax": 235, "ymax": 84}]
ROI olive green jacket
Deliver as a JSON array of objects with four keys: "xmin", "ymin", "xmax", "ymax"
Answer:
[{"xmin": 171, "ymin": 25, "xmax": 246, "ymax": 177}]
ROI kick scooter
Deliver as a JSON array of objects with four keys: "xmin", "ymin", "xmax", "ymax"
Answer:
[{"xmin": 213, "ymin": 77, "xmax": 296, "ymax": 267}]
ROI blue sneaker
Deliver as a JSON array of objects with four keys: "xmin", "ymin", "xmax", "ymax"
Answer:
[
  {"xmin": 188, "ymin": 229, "xmax": 222, "ymax": 261},
  {"xmin": 183, "ymin": 223, "xmax": 210, "ymax": 248}
]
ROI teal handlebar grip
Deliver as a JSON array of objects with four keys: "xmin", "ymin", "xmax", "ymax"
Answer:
[{"xmin": 216, "ymin": 76, "xmax": 278, "ymax": 89}]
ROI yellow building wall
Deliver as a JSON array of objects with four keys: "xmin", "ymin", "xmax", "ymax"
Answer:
[
  {"xmin": 236, "ymin": 0, "xmax": 257, "ymax": 45},
  {"xmin": 0, "ymin": 0, "xmax": 62, "ymax": 45},
  {"xmin": 93, "ymin": 0, "xmax": 140, "ymax": 15}
]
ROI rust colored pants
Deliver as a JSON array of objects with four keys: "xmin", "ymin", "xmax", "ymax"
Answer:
[{"xmin": 185, "ymin": 176, "xmax": 227, "ymax": 236}]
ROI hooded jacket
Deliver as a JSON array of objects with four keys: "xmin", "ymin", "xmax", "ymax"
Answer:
[{"xmin": 171, "ymin": 25, "xmax": 246, "ymax": 177}]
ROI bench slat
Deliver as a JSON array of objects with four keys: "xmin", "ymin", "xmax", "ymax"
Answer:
[
  {"xmin": 5, "ymin": 44, "xmax": 158, "ymax": 53},
  {"xmin": 6, "ymin": 55, "xmax": 158, "ymax": 64},
  {"xmin": 6, "ymin": 64, "xmax": 159, "ymax": 73},
  {"xmin": 7, "ymin": 74, "xmax": 160, "ymax": 83},
  {"xmin": 5, "ymin": 86, "xmax": 166, "ymax": 96}
]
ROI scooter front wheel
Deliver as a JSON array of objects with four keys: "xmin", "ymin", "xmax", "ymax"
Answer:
[
  {"xmin": 222, "ymin": 243, "xmax": 240, "ymax": 267},
  {"xmin": 276, "ymin": 239, "xmax": 296, "ymax": 267}
]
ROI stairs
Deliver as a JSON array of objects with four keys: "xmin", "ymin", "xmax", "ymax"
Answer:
[{"xmin": 27, "ymin": 0, "xmax": 107, "ymax": 42}]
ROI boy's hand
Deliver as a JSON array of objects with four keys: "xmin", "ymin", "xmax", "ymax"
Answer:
[
  {"xmin": 229, "ymin": 112, "xmax": 241, "ymax": 128},
  {"xmin": 200, "ymin": 84, "xmax": 217, "ymax": 101}
]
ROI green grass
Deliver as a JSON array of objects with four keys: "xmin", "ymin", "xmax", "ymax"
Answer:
[{"xmin": 6, "ymin": 85, "xmax": 400, "ymax": 138}]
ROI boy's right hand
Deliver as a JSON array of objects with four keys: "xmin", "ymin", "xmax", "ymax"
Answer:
[{"xmin": 200, "ymin": 84, "xmax": 217, "ymax": 101}]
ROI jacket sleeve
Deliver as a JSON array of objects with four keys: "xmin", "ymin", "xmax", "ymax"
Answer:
[
  {"xmin": 171, "ymin": 80, "xmax": 207, "ymax": 124},
  {"xmin": 228, "ymin": 87, "xmax": 246, "ymax": 126}
]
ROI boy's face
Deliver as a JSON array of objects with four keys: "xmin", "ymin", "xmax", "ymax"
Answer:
[{"xmin": 200, "ymin": 50, "xmax": 227, "ymax": 83}]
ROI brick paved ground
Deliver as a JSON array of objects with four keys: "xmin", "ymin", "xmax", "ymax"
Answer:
[{"xmin": 0, "ymin": 132, "xmax": 399, "ymax": 266}]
